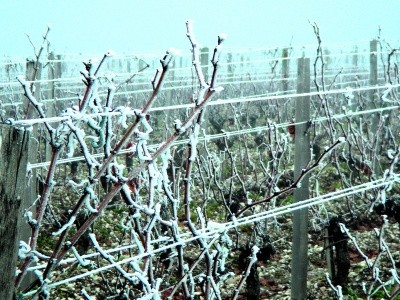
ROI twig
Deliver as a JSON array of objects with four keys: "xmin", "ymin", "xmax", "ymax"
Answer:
[{"xmin": 236, "ymin": 138, "xmax": 345, "ymax": 217}]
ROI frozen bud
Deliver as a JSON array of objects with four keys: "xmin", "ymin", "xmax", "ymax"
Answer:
[
  {"xmin": 212, "ymin": 86, "xmax": 224, "ymax": 93},
  {"xmin": 16, "ymin": 75, "xmax": 25, "ymax": 82},
  {"xmin": 215, "ymin": 44, "xmax": 223, "ymax": 53},
  {"xmin": 18, "ymin": 241, "xmax": 31, "ymax": 259},
  {"xmin": 168, "ymin": 48, "xmax": 181, "ymax": 56},
  {"xmin": 186, "ymin": 19, "xmax": 193, "ymax": 33},
  {"xmin": 173, "ymin": 119, "xmax": 182, "ymax": 127},
  {"xmin": 387, "ymin": 149, "xmax": 395, "ymax": 159},
  {"xmin": 89, "ymin": 57, "xmax": 99, "ymax": 64},
  {"xmin": 218, "ymin": 33, "xmax": 228, "ymax": 44},
  {"xmin": 338, "ymin": 136, "xmax": 346, "ymax": 143},
  {"xmin": 251, "ymin": 245, "xmax": 260, "ymax": 255},
  {"xmin": 297, "ymin": 182, "xmax": 302, "ymax": 188},
  {"xmin": 105, "ymin": 50, "xmax": 116, "ymax": 57},
  {"xmin": 5, "ymin": 118, "xmax": 15, "ymax": 125}
]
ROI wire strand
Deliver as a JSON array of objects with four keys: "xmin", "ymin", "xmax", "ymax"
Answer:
[{"xmin": 31, "ymin": 174, "xmax": 398, "ymax": 291}]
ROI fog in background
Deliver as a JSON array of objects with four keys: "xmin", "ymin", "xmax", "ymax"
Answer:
[{"xmin": 1, "ymin": 0, "xmax": 399, "ymax": 57}]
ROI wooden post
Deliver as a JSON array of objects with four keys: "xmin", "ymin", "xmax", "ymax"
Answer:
[
  {"xmin": 22, "ymin": 60, "xmax": 43, "ymax": 291},
  {"xmin": 168, "ymin": 58, "xmax": 176, "ymax": 102},
  {"xmin": 281, "ymin": 48, "xmax": 290, "ymax": 122},
  {"xmin": 227, "ymin": 52, "xmax": 234, "ymax": 82},
  {"xmin": 138, "ymin": 58, "xmax": 148, "ymax": 86},
  {"xmin": 25, "ymin": 60, "xmax": 42, "ymax": 119},
  {"xmin": 352, "ymin": 46, "xmax": 358, "ymax": 69},
  {"xmin": 46, "ymin": 53, "xmax": 61, "ymax": 162},
  {"xmin": 324, "ymin": 48, "xmax": 332, "ymax": 70},
  {"xmin": 281, "ymin": 48, "xmax": 289, "ymax": 93},
  {"xmin": 369, "ymin": 39, "xmax": 378, "ymax": 122},
  {"xmin": 47, "ymin": 52, "xmax": 62, "ymax": 116},
  {"xmin": 324, "ymin": 226, "xmax": 335, "ymax": 283},
  {"xmin": 291, "ymin": 57, "xmax": 311, "ymax": 300},
  {"xmin": 240, "ymin": 54, "xmax": 245, "ymax": 78},
  {"xmin": 369, "ymin": 40, "xmax": 378, "ymax": 90},
  {"xmin": 127, "ymin": 59, "xmax": 131, "ymax": 73},
  {"xmin": 200, "ymin": 47, "xmax": 209, "ymax": 82},
  {"xmin": 0, "ymin": 125, "xmax": 30, "ymax": 300},
  {"xmin": 369, "ymin": 39, "xmax": 380, "ymax": 174}
]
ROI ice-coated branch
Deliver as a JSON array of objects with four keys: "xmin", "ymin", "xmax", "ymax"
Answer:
[
  {"xmin": 15, "ymin": 147, "xmax": 62, "ymax": 289},
  {"xmin": 89, "ymin": 233, "xmax": 150, "ymax": 290},
  {"xmin": 17, "ymin": 22, "xmax": 229, "ymax": 299},
  {"xmin": 78, "ymin": 50, "xmax": 114, "ymax": 112},
  {"xmin": 22, "ymin": 48, "xmax": 175, "ymax": 295},
  {"xmin": 16, "ymin": 75, "xmax": 55, "ymax": 141},
  {"xmin": 116, "ymin": 58, "xmax": 150, "ymax": 91},
  {"xmin": 325, "ymin": 273, "xmax": 343, "ymax": 299},
  {"xmin": 339, "ymin": 222, "xmax": 391, "ymax": 297},
  {"xmin": 209, "ymin": 33, "xmax": 226, "ymax": 89},
  {"xmin": 232, "ymin": 245, "xmax": 259, "ymax": 300},
  {"xmin": 236, "ymin": 137, "xmax": 346, "ymax": 216},
  {"xmin": 22, "ymin": 173, "xmax": 400, "ymax": 295},
  {"xmin": 65, "ymin": 119, "xmax": 100, "ymax": 179},
  {"xmin": 81, "ymin": 289, "xmax": 95, "ymax": 300},
  {"xmin": 186, "ymin": 19, "xmax": 207, "ymax": 89},
  {"xmin": 309, "ymin": 21, "xmax": 337, "ymax": 141},
  {"xmin": 25, "ymin": 25, "xmax": 51, "ymax": 91},
  {"xmin": 386, "ymin": 48, "xmax": 398, "ymax": 85}
]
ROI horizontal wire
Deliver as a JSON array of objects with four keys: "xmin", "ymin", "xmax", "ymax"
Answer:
[
  {"xmin": 0, "ymin": 77, "xmax": 372, "ymax": 112},
  {"xmin": 26, "ymin": 102, "xmax": 400, "ymax": 170},
  {"xmin": 9, "ymin": 38, "xmax": 399, "ymax": 293},
  {"xmin": 1, "ymin": 37, "xmax": 387, "ymax": 66},
  {"xmin": 0, "ymin": 68, "xmax": 374, "ymax": 106},
  {"xmin": 218, "ymin": 50, "xmax": 378, "ymax": 68},
  {"xmin": 38, "ymin": 173, "xmax": 398, "ymax": 290},
  {"xmin": 0, "ymin": 46, "xmax": 389, "ymax": 86},
  {"xmin": 9, "ymin": 82, "xmax": 398, "ymax": 128},
  {"xmin": 24, "ymin": 102, "xmax": 400, "ymax": 170}
]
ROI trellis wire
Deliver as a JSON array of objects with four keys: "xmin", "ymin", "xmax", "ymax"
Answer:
[
  {"xmin": 9, "ymin": 81, "xmax": 399, "ymax": 128},
  {"xmin": 0, "ymin": 71, "xmax": 374, "ymax": 109},
  {"xmin": 6, "ymin": 39, "xmax": 399, "ymax": 297},
  {"xmin": 0, "ymin": 61, "xmax": 374, "ymax": 93},
  {"xmin": 21, "ymin": 173, "xmax": 398, "ymax": 294},
  {"xmin": 0, "ymin": 41, "xmax": 388, "ymax": 86},
  {"xmin": 23, "ymin": 101, "xmax": 400, "ymax": 170},
  {"xmin": 0, "ymin": 41, "xmax": 378, "ymax": 65}
]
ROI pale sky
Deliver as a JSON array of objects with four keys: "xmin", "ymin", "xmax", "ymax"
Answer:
[{"xmin": 1, "ymin": 0, "xmax": 399, "ymax": 57}]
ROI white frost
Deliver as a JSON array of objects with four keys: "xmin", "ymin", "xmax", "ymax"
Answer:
[
  {"xmin": 18, "ymin": 241, "xmax": 31, "ymax": 259},
  {"xmin": 218, "ymin": 33, "xmax": 228, "ymax": 42}
]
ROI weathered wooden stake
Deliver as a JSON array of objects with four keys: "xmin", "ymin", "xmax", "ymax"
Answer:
[
  {"xmin": 369, "ymin": 39, "xmax": 378, "ymax": 129},
  {"xmin": 291, "ymin": 57, "xmax": 311, "ymax": 300},
  {"xmin": 47, "ymin": 52, "xmax": 62, "ymax": 115},
  {"xmin": 352, "ymin": 46, "xmax": 358, "ymax": 68},
  {"xmin": 46, "ymin": 52, "xmax": 61, "ymax": 161},
  {"xmin": 281, "ymin": 48, "xmax": 290, "ymax": 122},
  {"xmin": 200, "ymin": 47, "xmax": 209, "ymax": 82},
  {"xmin": 369, "ymin": 40, "xmax": 378, "ymax": 90},
  {"xmin": 227, "ymin": 52, "xmax": 234, "ymax": 82},
  {"xmin": 166, "ymin": 58, "xmax": 176, "ymax": 106},
  {"xmin": 0, "ymin": 125, "xmax": 30, "ymax": 300},
  {"xmin": 368, "ymin": 39, "xmax": 382, "ymax": 176},
  {"xmin": 281, "ymin": 48, "xmax": 290, "ymax": 93}
]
